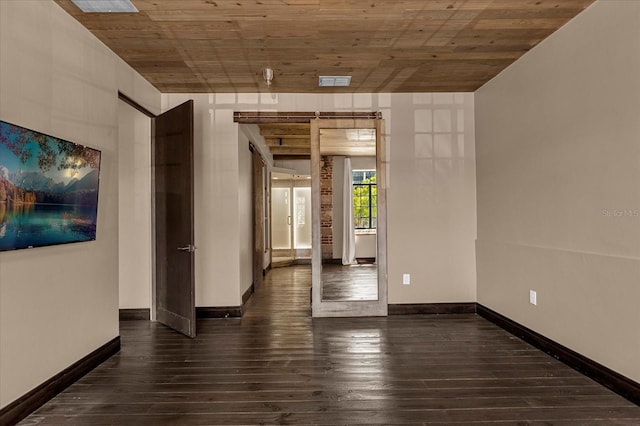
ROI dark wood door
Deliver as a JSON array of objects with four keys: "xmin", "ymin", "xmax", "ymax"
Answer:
[
  {"xmin": 153, "ymin": 100, "xmax": 195, "ymax": 337},
  {"xmin": 252, "ymin": 146, "xmax": 265, "ymax": 289}
]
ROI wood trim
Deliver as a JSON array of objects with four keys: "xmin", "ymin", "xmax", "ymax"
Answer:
[
  {"xmin": 117, "ymin": 91, "xmax": 156, "ymax": 118},
  {"xmin": 252, "ymin": 148, "xmax": 265, "ymax": 290},
  {"xmin": 196, "ymin": 307, "xmax": 242, "ymax": 318},
  {"xmin": 322, "ymin": 258, "xmax": 377, "ymax": 265},
  {"xmin": 477, "ymin": 304, "xmax": 640, "ymax": 406},
  {"xmin": 119, "ymin": 308, "xmax": 150, "ymax": 321},
  {"xmin": 0, "ymin": 337, "xmax": 120, "ymax": 426},
  {"xmin": 310, "ymin": 119, "xmax": 322, "ymax": 314},
  {"xmin": 197, "ymin": 286, "xmax": 254, "ymax": 318},
  {"xmin": 234, "ymin": 111, "xmax": 378, "ymax": 124},
  {"xmin": 272, "ymin": 155, "xmax": 311, "ymax": 161},
  {"xmin": 374, "ymin": 117, "xmax": 389, "ymax": 317},
  {"xmin": 242, "ymin": 283, "xmax": 255, "ymax": 305},
  {"xmin": 388, "ymin": 303, "xmax": 477, "ymax": 315}
]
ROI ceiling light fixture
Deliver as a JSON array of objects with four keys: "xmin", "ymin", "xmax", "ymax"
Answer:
[
  {"xmin": 263, "ymin": 68, "xmax": 274, "ymax": 86},
  {"xmin": 71, "ymin": 0, "xmax": 138, "ymax": 13},
  {"xmin": 319, "ymin": 76, "xmax": 352, "ymax": 87}
]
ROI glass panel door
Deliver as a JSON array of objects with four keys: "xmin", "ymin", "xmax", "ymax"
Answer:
[
  {"xmin": 293, "ymin": 187, "xmax": 312, "ymax": 249},
  {"xmin": 271, "ymin": 186, "xmax": 291, "ymax": 250}
]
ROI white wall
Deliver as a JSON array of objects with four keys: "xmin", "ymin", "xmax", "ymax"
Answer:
[
  {"xmin": 0, "ymin": 0, "xmax": 160, "ymax": 408},
  {"xmin": 476, "ymin": 0, "xmax": 640, "ymax": 382},
  {"xmin": 273, "ymin": 159, "xmax": 311, "ymax": 176},
  {"xmin": 164, "ymin": 92, "xmax": 477, "ymax": 307},
  {"xmin": 387, "ymin": 93, "xmax": 477, "ymax": 303},
  {"xmin": 240, "ymin": 124, "xmax": 274, "ymax": 271},
  {"xmin": 238, "ymin": 128, "xmax": 254, "ymax": 298},
  {"xmin": 355, "ymin": 235, "xmax": 377, "ymax": 259},
  {"xmin": 118, "ymin": 100, "xmax": 152, "ymax": 309}
]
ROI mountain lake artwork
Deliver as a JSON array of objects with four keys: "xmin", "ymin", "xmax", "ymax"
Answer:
[{"xmin": 0, "ymin": 121, "xmax": 101, "ymax": 251}]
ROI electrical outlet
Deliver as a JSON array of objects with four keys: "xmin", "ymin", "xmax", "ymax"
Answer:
[
  {"xmin": 403, "ymin": 274, "xmax": 410, "ymax": 285},
  {"xmin": 529, "ymin": 290, "xmax": 537, "ymax": 306}
]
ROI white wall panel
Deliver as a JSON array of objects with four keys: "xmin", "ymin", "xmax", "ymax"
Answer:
[
  {"xmin": 0, "ymin": 0, "xmax": 160, "ymax": 408},
  {"xmin": 476, "ymin": 0, "xmax": 640, "ymax": 382}
]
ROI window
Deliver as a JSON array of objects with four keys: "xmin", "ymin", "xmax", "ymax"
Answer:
[{"xmin": 353, "ymin": 170, "xmax": 376, "ymax": 229}]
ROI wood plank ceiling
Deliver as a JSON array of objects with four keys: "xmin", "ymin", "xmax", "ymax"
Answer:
[
  {"xmin": 259, "ymin": 124, "xmax": 376, "ymax": 158},
  {"xmin": 54, "ymin": 0, "xmax": 595, "ymax": 93},
  {"xmin": 260, "ymin": 123, "xmax": 312, "ymax": 157}
]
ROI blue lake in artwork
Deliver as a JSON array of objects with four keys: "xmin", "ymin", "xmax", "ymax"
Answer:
[{"xmin": 0, "ymin": 202, "xmax": 97, "ymax": 251}]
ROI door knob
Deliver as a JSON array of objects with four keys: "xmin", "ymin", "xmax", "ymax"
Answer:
[{"xmin": 177, "ymin": 244, "xmax": 197, "ymax": 252}]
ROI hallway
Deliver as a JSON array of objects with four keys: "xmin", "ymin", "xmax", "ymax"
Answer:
[{"xmin": 20, "ymin": 266, "xmax": 640, "ymax": 425}]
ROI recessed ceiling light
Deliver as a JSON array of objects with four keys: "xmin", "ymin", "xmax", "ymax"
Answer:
[
  {"xmin": 319, "ymin": 76, "xmax": 352, "ymax": 87},
  {"xmin": 71, "ymin": 0, "xmax": 138, "ymax": 13}
]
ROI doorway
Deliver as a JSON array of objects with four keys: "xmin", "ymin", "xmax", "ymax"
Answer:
[
  {"xmin": 233, "ymin": 111, "xmax": 386, "ymax": 318},
  {"xmin": 117, "ymin": 95, "xmax": 196, "ymax": 337},
  {"xmin": 271, "ymin": 171, "xmax": 312, "ymax": 267},
  {"xmin": 117, "ymin": 98, "xmax": 153, "ymax": 317}
]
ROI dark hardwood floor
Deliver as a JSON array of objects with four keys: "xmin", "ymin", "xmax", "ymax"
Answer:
[
  {"xmin": 20, "ymin": 265, "xmax": 640, "ymax": 425},
  {"xmin": 322, "ymin": 263, "xmax": 378, "ymax": 301}
]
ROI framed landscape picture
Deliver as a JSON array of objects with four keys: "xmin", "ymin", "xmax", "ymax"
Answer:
[{"xmin": 0, "ymin": 120, "xmax": 101, "ymax": 251}]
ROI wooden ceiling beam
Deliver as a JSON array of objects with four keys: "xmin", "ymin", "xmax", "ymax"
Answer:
[
  {"xmin": 264, "ymin": 138, "xmax": 310, "ymax": 147},
  {"xmin": 260, "ymin": 128, "xmax": 310, "ymax": 137},
  {"xmin": 273, "ymin": 154, "xmax": 311, "ymax": 161},
  {"xmin": 268, "ymin": 147, "xmax": 311, "ymax": 155}
]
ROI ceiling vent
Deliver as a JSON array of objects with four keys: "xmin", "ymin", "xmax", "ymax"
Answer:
[
  {"xmin": 71, "ymin": 0, "xmax": 138, "ymax": 13},
  {"xmin": 318, "ymin": 76, "xmax": 352, "ymax": 87}
]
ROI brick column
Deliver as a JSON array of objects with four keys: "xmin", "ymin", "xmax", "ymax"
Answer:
[{"xmin": 320, "ymin": 156, "xmax": 333, "ymax": 260}]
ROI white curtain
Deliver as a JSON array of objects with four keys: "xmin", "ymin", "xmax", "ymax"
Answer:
[{"xmin": 342, "ymin": 157, "xmax": 357, "ymax": 265}]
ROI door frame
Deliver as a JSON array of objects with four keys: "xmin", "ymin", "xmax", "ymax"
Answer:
[
  {"xmin": 310, "ymin": 117, "xmax": 388, "ymax": 317},
  {"xmin": 233, "ymin": 111, "xmax": 385, "ymax": 317},
  {"xmin": 118, "ymin": 92, "xmax": 157, "ymax": 320},
  {"xmin": 270, "ymin": 170, "xmax": 313, "ymax": 262},
  {"xmin": 251, "ymin": 143, "xmax": 266, "ymax": 289},
  {"xmin": 271, "ymin": 171, "xmax": 295, "ymax": 260}
]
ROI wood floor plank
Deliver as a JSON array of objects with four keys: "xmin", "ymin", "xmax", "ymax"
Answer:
[
  {"xmin": 19, "ymin": 265, "xmax": 640, "ymax": 425},
  {"xmin": 322, "ymin": 263, "xmax": 378, "ymax": 301}
]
